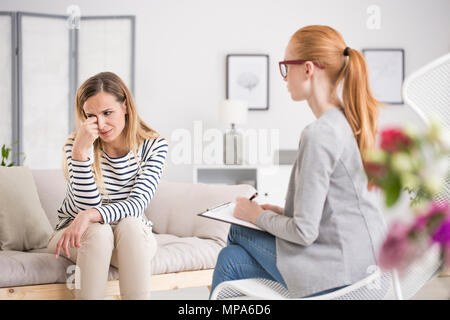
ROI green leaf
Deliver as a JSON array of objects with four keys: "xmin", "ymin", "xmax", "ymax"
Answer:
[
  {"xmin": 385, "ymin": 174, "xmax": 402, "ymax": 207},
  {"xmin": 7, "ymin": 162, "xmax": 13, "ymax": 167},
  {"xmin": 1, "ymin": 144, "xmax": 6, "ymax": 159}
]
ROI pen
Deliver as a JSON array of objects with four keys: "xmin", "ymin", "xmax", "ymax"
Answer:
[{"xmin": 249, "ymin": 192, "xmax": 258, "ymax": 201}]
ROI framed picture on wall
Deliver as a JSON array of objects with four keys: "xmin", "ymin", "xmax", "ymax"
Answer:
[
  {"xmin": 362, "ymin": 49, "xmax": 405, "ymax": 104},
  {"xmin": 226, "ymin": 54, "xmax": 269, "ymax": 110}
]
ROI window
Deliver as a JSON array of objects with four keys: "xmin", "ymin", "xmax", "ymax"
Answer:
[{"xmin": 0, "ymin": 12, "xmax": 135, "ymax": 169}]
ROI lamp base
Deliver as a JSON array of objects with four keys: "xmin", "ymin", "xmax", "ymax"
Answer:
[{"xmin": 224, "ymin": 125, "xmax": 243, "ymax": 165}]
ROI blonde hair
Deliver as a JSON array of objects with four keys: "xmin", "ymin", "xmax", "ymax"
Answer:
[
  {"xmin": 290, "ymin": 25, "xmax": 381, "ymax": 160},
  {"xmin": 63, "ymin": 72, "xmax": 162, "ymax": 198}
]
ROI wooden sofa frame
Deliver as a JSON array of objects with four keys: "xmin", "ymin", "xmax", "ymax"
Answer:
[{"xmin": 0, "ymin": 269, "xmax": 213, "ymax": 299}]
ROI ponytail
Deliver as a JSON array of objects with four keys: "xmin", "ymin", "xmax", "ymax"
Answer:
[{"xmin": 338, "ymin": 48, "xmax": 380, "ymax": 161}]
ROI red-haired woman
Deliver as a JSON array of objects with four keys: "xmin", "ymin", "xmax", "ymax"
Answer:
[{"xmin": 211, "ymin": 25, "xmax": 386, "ymax": 298}]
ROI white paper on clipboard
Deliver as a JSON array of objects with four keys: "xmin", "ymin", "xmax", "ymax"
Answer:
[{"xmin": 198, "ymin": 202, "xmax": 263, "ymax": 231}]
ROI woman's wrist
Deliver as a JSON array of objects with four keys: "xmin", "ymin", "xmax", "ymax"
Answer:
[
  {"xmin": 71, "ymin": 145, "xmax": 89, "ymax": 161},
  {"xmin": 79, "ymin": 209, "xmax": 103, "ymax": 223},
  {"xmin": 88, "ymin": 209, "xmax": 103, "ymax": 223},
  {"xmin": 251, "ymin": 207, "xmax": 264, "ymax": 224}
]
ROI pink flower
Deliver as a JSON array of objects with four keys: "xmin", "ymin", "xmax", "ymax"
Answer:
[
  {"xmin": 380, "ymin": 128, "xmax": 413, "ymax": 153},
  {"xmin": 431, "ymin": 219, "xmax": 450, "ymax": 245},
  {"xmin": 379, "ymin": 222, "xmax": 411, "ymax": 270},
  {"xmin": 412, "ymin": 201, "xmax": 450, "ymax": 233}
]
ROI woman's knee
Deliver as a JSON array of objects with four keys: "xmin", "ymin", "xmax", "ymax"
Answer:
[
  {"xmin": 113, "ymin": 217, "xmax": 152, "ymax": 250},
  {"xmin": 227, "ymin": 224, "xmax": 247, "ymax": 244},
  {"xmin": 114, "ymin": 217, "xmax": 143, "ymax": 235},
  {"xmin": 81, "ymin": 223, "xmax": 114, "ymax": 249},
  {"xmin": 216, "ymin": 245, "xmax": 245, "ymax": 271}
]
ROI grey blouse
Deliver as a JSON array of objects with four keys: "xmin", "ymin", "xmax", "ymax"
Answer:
[{"xmin": 256, "ymin": 107, "xmax": 387, "ymax": 298}]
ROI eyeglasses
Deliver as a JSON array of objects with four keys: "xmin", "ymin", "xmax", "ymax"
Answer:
[{"xmin": 278, "ymin": 60, "xmax": 325, "ymax": 78}]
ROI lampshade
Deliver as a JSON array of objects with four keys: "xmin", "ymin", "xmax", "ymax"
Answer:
[{"xmin": 219, "ymin": 100, "xmax": 248, "ymax": 125}]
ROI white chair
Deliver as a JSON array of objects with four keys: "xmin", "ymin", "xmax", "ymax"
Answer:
[
  {"xmin": 211, "ymin": 53, "xmax": 450, "ymax": 301},
  {"xmin": 402, "ymin": 52, "xmax": 450, "ymax": 206},
  {"xmin": 210, "ymin": 243, "xmax": 442, "ymax": 300}
]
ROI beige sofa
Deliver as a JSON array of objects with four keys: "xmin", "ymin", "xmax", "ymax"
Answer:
[{"xmin": 0, "ymin": 169, "xmax": 255, "ymax": 299}]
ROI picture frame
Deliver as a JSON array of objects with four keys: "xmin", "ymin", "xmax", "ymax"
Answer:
[
  {"xmin": 226, "ymin": 54, "xmax": 269, "ymax": 110},
  {"xmin": 362, "ymin": 49, "xmax": 405, "ymax": 104}
]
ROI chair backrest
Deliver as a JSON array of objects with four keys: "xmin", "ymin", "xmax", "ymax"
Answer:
[
  {"xmin": 403, "ymin": 53, "xmax": 450, "ymax": 128},
  {"xmin": 402, "ymin": 52, "xmax": 450, "ymax": 205}
]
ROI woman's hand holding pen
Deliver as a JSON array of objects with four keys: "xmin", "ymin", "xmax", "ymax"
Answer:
[
  {"xmin": 72, "ymin": 117, "xmax": 99, "ymax": 161},
  {"xmin": 233, "ymin": 196, "xmax": 264, "ymax": 224}
]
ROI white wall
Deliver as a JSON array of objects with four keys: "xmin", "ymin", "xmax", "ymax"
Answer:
[{"xmin": 2, "ymin": 0, "xmax": 450, "ymax": 183}]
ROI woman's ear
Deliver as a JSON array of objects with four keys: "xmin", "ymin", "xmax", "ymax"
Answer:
[
  {"xmin": 304, "ymin": 61, "xmax": 314, "ymax": 77},
  {"xmin": 122, "ymin": 100, "xmax": 128, "ymax": 114}
]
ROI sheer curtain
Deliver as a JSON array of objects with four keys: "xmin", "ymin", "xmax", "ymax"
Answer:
[
  {"xmin": 21, "ymin": 14, "xmax": 69, "ymax": 169},
  {"xmin": 78, "ymin": 17, "xmax": 134, "ymax": 91},
  {"xmin": 0, "ymin": 14, "xmax": 12, "ymax": 153}
]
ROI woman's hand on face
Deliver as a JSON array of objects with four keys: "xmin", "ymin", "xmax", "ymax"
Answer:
[
  {"xmin": 55, "ymin": 210, "xmax": 94, "ymax": 259},
  {"xmin": 233, "ymin": 197, "xmax": 264, "ymax": 224},
  {"xmin": 260, "ymin": 204, "xmax": 284, "ymax": 215},
  {"xmin": 72, "ymin": 117, "xmax": 99, "ymax": 161}
]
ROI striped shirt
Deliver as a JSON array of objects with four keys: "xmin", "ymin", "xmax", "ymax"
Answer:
[{"xmin": 56, "ymin": 137, "xmax": 168, "ymax": 231}]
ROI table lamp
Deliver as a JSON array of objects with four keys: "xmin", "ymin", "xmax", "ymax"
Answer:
[{"xmin": 219, "ymin": 100, "xmax": 248, "ymax": 165}]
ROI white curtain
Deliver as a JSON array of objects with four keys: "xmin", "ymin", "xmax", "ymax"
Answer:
[
  {"xmin": 78, "ymin": 18, "xmax": 133, "ymax": 89},
  {"xmin": 0, "ymin": 15, "xmax": 12, "ymax": 151},
  {"xmin": 21, "ymin": 15, "xmax": 69, "ymax": 169}
]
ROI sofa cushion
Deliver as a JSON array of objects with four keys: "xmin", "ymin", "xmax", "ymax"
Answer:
[
  {"xmin": 0, "ymin": 233, "xmax": 222, "ymax": 288},
  {"xmin": 0, "ymin": 250, "xmax": 72, "ymax": 287},
  {"xmin": 32, "ymin": 170, "xmax": 67, "ymax": 229},
  {"xmin": 151, "ymin": 233, "xmax": 222, "ymax": 274},
  {"xmin": 0, "ymin": 167, "xmax": 53, "ymax": 251},
  {"xmin": 145, "ymin": 180, "xmax": 255, "ymax": 246}
]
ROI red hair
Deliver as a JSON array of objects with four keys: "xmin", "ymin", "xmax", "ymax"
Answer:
[{"xmin": 290, "ymin": 25, "xmax": 382, "ymax": 189}]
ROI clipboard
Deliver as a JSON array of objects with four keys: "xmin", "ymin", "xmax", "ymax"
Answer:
[{"xmin": 197, "ymin": 201, "xmax": 263, "ymax": 231}]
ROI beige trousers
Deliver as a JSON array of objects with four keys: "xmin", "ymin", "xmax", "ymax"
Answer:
[{"xmin": 47, "ymin": 217, "xmax": 157, "ymax": 300}]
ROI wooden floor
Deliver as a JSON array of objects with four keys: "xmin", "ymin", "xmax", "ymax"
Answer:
[{"xmin": 411, "ymin": 275, "xmax": 450, "ymax": 300}]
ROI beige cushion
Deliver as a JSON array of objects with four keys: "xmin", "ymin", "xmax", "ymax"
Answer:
[
  {"xmin": 32, "ymin": 170, "xmax": 67, "ymax": 229},
  {"xmin": 145, "ymin": 180, "xmax": 256, "ymax": 246},
  {"xmin": 151, "ymin": 233, "xmax": 223, "ymax": 274},
  {"xmin": 0, "ymin": 167, "xmax": 53, "ymax": 251}
]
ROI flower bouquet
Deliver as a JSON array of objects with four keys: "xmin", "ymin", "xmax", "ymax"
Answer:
[{"xmin": 364, "ymin": 119, "xmax": 450, "ymax": 272}]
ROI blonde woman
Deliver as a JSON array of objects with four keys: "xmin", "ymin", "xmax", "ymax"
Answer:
[
  {"xmin": 211, "ymin": 25, "xmax": 387, "ymax": 298},
  {"xmin": 47, "ymin": 72, "xmax": 168, "ymax": 300}
]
